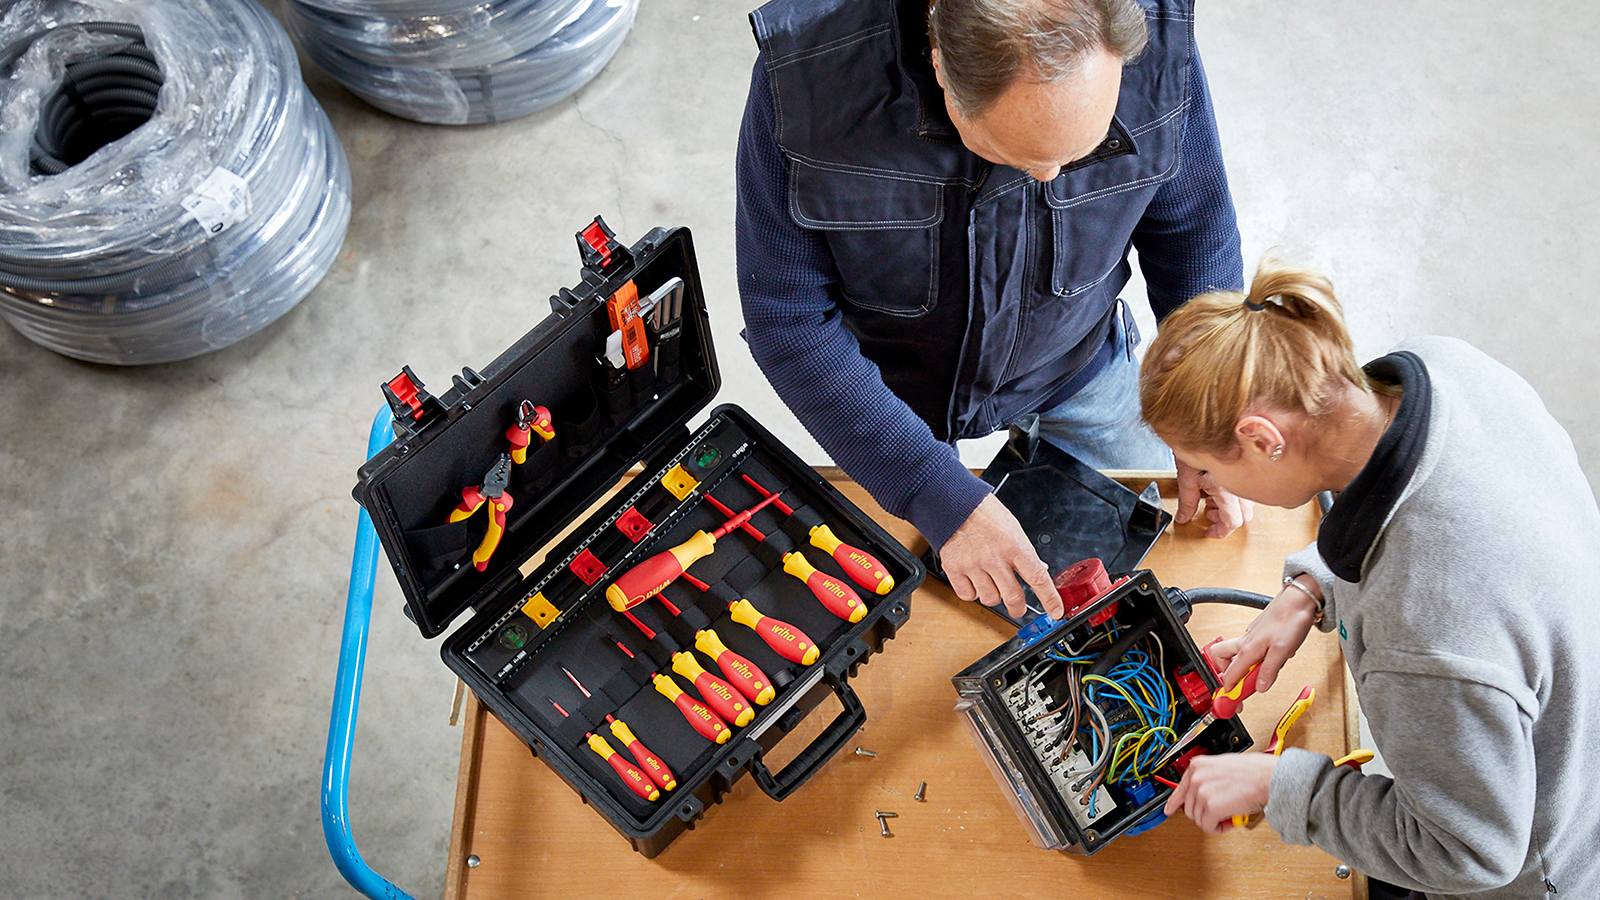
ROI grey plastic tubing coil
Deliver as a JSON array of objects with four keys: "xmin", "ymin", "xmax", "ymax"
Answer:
[
  {"xmin": 284, "ymin": 0, "xmax": 638, "ymax": 125},
  {"xmin": 0, "ymin": 1, "xmax": 351, "ymax": 365}
]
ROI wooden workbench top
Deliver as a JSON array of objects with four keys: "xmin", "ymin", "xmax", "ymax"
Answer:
[{"xmin": 444, "ymin": 472, "xmax": 1358, "ymax": 900}]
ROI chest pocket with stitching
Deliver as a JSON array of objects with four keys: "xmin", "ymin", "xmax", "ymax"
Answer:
[
  {"xmin": 1044, "ymin": 109, "xmax": 1182, "ymax": 298},
  {"xmin": 790, "ymin": 160, "xmax": 947, "ymax": 317}
]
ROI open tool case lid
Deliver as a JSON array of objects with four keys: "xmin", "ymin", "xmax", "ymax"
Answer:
[{"xmin": 354, "ymin": 220, "xmax": 718, "ymax": 639}]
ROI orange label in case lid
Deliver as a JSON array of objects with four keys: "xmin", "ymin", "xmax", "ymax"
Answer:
[{"xmin": 607, "ymin": 280, "xmax": 650, "ymax": 370}]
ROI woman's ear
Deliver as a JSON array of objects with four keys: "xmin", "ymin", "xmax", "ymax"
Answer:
[{"xmin": 1235, "ymin": 415, "xmax": 1285, "ymax": 460}]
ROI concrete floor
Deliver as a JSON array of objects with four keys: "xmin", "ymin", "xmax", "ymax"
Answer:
[{"xmin": 2, "ymin": 1, "xmax": 1596, "ymax": 897}]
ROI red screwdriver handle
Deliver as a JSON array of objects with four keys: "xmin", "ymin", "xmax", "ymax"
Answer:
[
  {"xmin": 782, "ymin": 551, "xmax": 866, "ymax": 623},
  {"xmin": 606, "ymin": 531, "xmax": 715, "ymax": 611},
  {"xmin": 729, "ymin": 600, "xmax": 820, "ymax": 666},
  {"xmin": 672, "ymin": 652, "xmax": 753, "ymax": 728},
  {"xmin": 809, "ymin": 524, "xmax": 894, "ymax": 595},
  {"xmin": 608, "ymin": 719, "xmax": 676, "ymax": 792},
  {"xmin": 652, "ymin": 674, "xmax": 731, "ymax": 744},
  {"xmin": 1211, "ymin": 663, "xmax": 1261, "ymax": 719},
  {"xmin": 695, "ymin": 629, "xmax": 775, "ymax": 705},
  {"xmin": 586, "ymin": 733, "xmax": 659, "ymax": 801}
]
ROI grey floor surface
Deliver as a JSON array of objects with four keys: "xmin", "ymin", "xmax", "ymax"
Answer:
[{"xmin": 2, "ymin": 1, "xmax": 1596, "ymax": 898}]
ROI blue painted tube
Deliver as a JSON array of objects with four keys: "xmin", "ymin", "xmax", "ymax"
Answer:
[{"xmin": 321, "ymin": 409, "xmax": 416, "ymax": 900}]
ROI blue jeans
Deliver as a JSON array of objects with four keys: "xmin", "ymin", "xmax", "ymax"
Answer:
[{"xmin": 1032, "ymin": 302, "xmax": 1174, "ymax": 470}]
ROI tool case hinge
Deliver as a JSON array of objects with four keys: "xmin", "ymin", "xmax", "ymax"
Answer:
[
  {"xmin": 382, "ymin": 365, "xmax": 445, "ymax": 436},
  {"xmin": 576, "ymin": 215, "xmax": 634, "ymax": 276}
]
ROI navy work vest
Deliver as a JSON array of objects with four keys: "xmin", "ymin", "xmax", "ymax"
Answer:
[{"xmin": 751, "ymin": 0, "xmax": 1193, "ymax": 442}]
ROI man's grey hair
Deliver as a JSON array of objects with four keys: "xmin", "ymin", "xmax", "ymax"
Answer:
[{"xmin": 929, "ymin": 0, "xmax": 1149, "ymax": 117}]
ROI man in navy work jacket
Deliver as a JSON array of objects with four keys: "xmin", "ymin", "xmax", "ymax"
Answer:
[{"xmin": 736, "ymin": 0, "xmax": 1249, "ymax": 619}]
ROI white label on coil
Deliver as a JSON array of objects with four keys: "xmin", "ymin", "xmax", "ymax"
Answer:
[{"xmin": 182, "ymin": 168, "xmax": 251, "ymax": 236}]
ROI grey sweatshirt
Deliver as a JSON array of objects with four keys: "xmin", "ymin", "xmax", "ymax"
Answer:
[{"xmin": 1267, "ymin": 337, "xmax": 1600, "ymax": 899}]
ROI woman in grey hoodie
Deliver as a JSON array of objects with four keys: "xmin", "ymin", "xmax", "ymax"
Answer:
[{"xmin": 1138, "ymin": 258, "xmax": 1600, "ymax": 900}]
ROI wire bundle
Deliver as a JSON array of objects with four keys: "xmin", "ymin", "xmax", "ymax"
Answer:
[
  {"xmin": 1030, "ymin": 628, "xmax": 1182, "ymax": 811},
  {"xmin": 0, "ymin": 1, "xmax": 352, "ymax": 365},
  {"xmin": 283, "ymin": 0, "xmax": 639, "ymax": 125}
]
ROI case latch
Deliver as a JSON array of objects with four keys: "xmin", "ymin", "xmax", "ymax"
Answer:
[
  {"xmin": 382, "ymin": 365, "xmax": 444, "ymax": 432},
  {"xmin": 576, "ymin": 215, "xmax": 634, "ymax": 273}
]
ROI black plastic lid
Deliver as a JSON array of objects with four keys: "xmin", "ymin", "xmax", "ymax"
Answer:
[{"xmin": 353, "ymin": 224, "xmax": 720, "ymax": 638}]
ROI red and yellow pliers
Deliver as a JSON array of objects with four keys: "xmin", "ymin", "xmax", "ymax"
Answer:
[
  {"xmin": 505, "ymin": 400, "xmax": 554, "ymax": 464},
  {"xmin": 1231, "ymin": 684, "xmax": 1315, "ymax": 828},
  {"xmin": 448, "ymin": 453, "xmax": 514, "ymax": 571},
  {"xmin": 1231, "ymin": 686, "xmax": 1375, "ymax": 829}
]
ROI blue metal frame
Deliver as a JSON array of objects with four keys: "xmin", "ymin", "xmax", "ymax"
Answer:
[{"xmin": 322, "ymin": 408, "xmax": 418, "ymax": 900}]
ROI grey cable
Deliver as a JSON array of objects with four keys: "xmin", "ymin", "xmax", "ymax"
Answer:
[
  {"xmin": 0, "ymin": 3, "xmax": 352, "ymax": 365},
  {"xmin": 284, "ymin": 0, "xmax": 638, "ymax": 125}
]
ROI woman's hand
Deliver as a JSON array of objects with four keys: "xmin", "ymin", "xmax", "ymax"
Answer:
[
  {"xmin": 1162, "ymin": 751, "xmax": 1278, "ymax": 833},
  {"xmin": 1213, "ymin": 578, "xmax": 1322, "ymax": 694}
]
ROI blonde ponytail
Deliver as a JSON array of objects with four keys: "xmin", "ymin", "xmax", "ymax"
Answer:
[{"xmin": 1139, "ymin": 258, "xmax": 1372, "ymax": 454}]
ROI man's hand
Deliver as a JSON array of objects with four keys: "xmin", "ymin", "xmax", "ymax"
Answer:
[
  {"xmin": 1175, "ymin": 459, "xmax": 1254, "ymax": 538},
  {"xmin": 1162, "ymin": 751, "xmax": 1277, "ymax": 834},
  {"xmin": 939, "ymin": 493, "xmax": 1060, "ymax": 619}
]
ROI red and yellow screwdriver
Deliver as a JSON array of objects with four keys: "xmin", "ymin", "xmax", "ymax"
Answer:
[
  {"xmin": 606, "ymin": 492, "xmax": 784, "ymax": 612},
  {"xmin": 742, "ymin": 473, "xmax": 895, "ymax": 596},
  {"xmin": 701, "ymin": 492, "xmax": 865, "ymax": 623},
  {"xmin": 671, "ymin": 652, "xmax": 753, "ymax": 727},
  {"xmin": 547, "ymin": 697, "xmax": 659, "ymax": 802},
  {"xmin": 694, "ymin": 629, "xmax": 775, "ymax": 705},
  {"xmin": 1151, "ymin": 662, "xmax": 1263, "ymax": 773},
  {"xmin": 680, "ymin": 572, "xmax": 821, "ymax": 666},
  {"xmin": 561, "ymin": 666, "xmax": 676, "ymax": 793},
  {"xmin": 653, "ymin": 673, "xmax": 732, "ymax": 744}
]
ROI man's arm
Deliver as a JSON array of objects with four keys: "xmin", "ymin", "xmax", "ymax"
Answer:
[
  {"xmin": 1131, "ymin": 49, "xmax": 1245, "ymax": 319},
  {"xmin": 735, "ymin": 60, "xmax": 1059, "ymax": 616},
  {"xmin": 1133, "ymin": 48, "xmax": 1251, "ymax": 536}
]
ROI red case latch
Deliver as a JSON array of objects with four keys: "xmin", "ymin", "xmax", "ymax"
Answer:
[{"xmin": 381, "ymin": 365, "xmax": 443, "ymax": 426}]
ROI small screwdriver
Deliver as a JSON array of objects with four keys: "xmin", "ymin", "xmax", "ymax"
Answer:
[
  {"xmin": 781, "ymin": 551, "xmax": 866, "ymax": 622},
  {"xmin": 1151, "ymin": 663, "xmax": 1262, "ymax": 773},
  {"xmin": 652, "ymin": 673, "xmax": 732, "ymax": 744},
  {"xmin": 729, "ymin": 599, "xmax": 820, "ymax": 665},
  {"xmin": 561, "ymin": 666, "xmax": 676, "ymax": 792},
  {"xmin": 606, "ymin": 492, "xmax": 784, "ymax": 611},
  {"xmin": 741, "ymin": 473, "xmax": 895, "ymax": 595},
  {"xmin": 547, "ymin": 697, "xmax": 659, "ymax": 802}
]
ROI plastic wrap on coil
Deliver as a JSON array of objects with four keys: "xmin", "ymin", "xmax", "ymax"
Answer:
[
  {"xmin": 285, "ymin": 0, "xmax": 638, "ymax": 125},
  {"xmin": 0, "ymin": 0, "xmax": 351, "ymax": 365}
]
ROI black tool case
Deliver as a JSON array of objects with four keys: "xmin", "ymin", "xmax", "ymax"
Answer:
[
  {"xmin": 353, "ymin": 220, "xmax": 923, "ymax": 857},
  {"xmin": 952, "ymin": 566, "xmax": 1251, "ymax": 854}
]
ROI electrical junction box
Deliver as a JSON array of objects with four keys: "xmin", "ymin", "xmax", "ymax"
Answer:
[{"xmin": 952, "ymin": 562, "xmax": 1252, "ymax": 854}]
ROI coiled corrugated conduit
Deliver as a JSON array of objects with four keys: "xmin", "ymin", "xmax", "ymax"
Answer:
[
  {"xmin": 284, "ymin": 0, "xmax": 639, "ymax": 125},
  {"xmin": 0, "ymin": 1, "xmax": 351, "ymax": 365}
]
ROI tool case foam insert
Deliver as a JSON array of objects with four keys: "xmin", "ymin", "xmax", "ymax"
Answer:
[
  {"xmin": 952, "ymin": 566, "xmax": 1251, "ymax": 854},
  {"xmin": 354, "ymin": 220, "xmax": 923, "ymax": 858}
]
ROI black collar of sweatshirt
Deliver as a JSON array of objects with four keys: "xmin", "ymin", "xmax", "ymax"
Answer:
[{"xmin": 1318, "ymin": 351, "xmax": 1434, "ymax": 582}]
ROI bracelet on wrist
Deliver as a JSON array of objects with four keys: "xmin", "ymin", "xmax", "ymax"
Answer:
[{"xmin": 1282, "ymin": 575, "xmax": 1324, "ymax": 625}]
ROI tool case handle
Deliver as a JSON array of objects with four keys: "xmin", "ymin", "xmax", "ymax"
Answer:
[{"xmin": 748, "ymin": 670, "xmax": 865, "ymax": 801}]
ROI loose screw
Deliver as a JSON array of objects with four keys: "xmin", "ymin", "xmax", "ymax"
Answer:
[
  {"xmin": 914, "ymin": 781, "xmax": 927, "ymax": 802},
  {"xmin": 874, "ymin": 810, "xmax": 897, "ymax": 837},
  {"xmin": 853, "ymin": 746, "xmax": 877, "ymax": 758}
]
